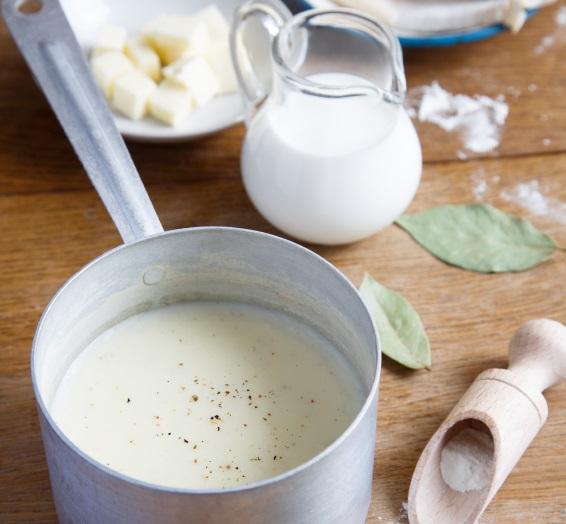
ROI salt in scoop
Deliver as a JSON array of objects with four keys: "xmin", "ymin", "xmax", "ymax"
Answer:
[{"xmin": 408, "ymin": 319, "xmax": 566, "ymax": 524}]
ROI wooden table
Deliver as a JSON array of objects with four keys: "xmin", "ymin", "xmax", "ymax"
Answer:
[{"xmin": 1, "ymin": 3, "xmax": 565, "ymax": 523}]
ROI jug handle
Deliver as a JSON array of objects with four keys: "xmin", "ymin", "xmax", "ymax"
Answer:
[{"xmin": 230, "ymin": 0, "xmax": 292, "ymax": 124}]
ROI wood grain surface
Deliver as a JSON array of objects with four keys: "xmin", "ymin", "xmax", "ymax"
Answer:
[{"xmin": 1, "ymin": 3, "xmax": 566, "ymax": 523}]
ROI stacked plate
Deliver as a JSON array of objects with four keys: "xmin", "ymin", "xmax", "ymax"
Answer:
[{"xmin": 298, "ymin": 0, "xmax": 537, "ymax": 46}]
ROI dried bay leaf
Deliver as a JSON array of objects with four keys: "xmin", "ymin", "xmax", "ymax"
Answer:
[
  {"xmin": 396, "ymin": 204, "xmax": 558, "ymax": 273},
  {"xmin": 359, "ymin": 274, "xmax": 431, "ymax": 370}
]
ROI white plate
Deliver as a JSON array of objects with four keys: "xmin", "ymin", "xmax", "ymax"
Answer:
[
  {"xmin": 61, "ymin": 0, "xmax": 245, "ymax": 142},
  {"xmin": 306, "ymin": 0, "xmax": 512, "ymax": 38}
]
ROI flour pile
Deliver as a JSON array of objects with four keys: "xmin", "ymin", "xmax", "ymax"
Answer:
[
  {"xmin": 406, "ymin": 82, "xmax": 509, "ymax": 154},
  {"xmin": 440, "ymin": 427, "xmax": 494, "ymax": 493}
]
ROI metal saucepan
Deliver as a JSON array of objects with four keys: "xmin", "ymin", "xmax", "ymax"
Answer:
[{"xmin": 2, "ymin": 1, "xmax": 380, "ymax": 522}]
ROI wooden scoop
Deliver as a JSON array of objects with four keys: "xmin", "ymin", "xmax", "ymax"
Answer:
[{"xmin": 408, "ymin": 319, "xmax": 566, "ymax": 524}]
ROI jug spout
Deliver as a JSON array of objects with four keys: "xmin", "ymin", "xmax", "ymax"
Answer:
[
  {"xmin": 271, "ymin": 8, "xmax": 408, "ymax": 106},
  {"xmin": 231, "ymin": 2, "xmax": 408, "ymax": 121}
]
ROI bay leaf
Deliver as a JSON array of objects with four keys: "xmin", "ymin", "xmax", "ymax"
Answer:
[
  {"xmin": 359, "ymin": 274, "xmax": 431, "ymax": 370},
  {"xmin": 395, "ymin": 204, "xmax": 557, "ymax": 273}
]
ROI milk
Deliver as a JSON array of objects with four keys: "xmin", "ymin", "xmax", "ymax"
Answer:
[
  {"xmin": 51, "ymin": 302, "xmax": 363, "ymax": 489},
  {"xmin": 241, "ymin": 72, "xmax": 422, "ymax": 245}
]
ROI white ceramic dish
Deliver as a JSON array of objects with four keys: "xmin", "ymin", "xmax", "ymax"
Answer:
[
  {"xmin": 60, "ymin": 0, "xmax": 245, "ymax": 142},
  {"xmin": 304, "ymin": 0, "xmax": 538, "ymax": 46}
]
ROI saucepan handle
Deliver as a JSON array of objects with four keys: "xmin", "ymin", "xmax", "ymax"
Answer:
[{"xmin": 1, "ymin": 0, "xmax": 163, "ymax": 244}]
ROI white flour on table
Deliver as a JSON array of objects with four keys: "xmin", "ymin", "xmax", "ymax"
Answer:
[
  {"xmin": 534, "ymin": 5, "xmax": 566, "ymax": 54},
  {"xmin": 471, "ymin": 168, "xmax": 488, "ymax": 200},
  {"xmin": 399, "ymin": 501, "xmax": 409, "ymax": 522},
  {"xmin": 501, "ymin": 180, "xmax": 566, "ymax": 224},
  {"xmin": 470, "ymin": 169, "xmax": 501, "ymax": 201},
  {"xmin": 470, "ymin": 171, "xmax": 566, "ymax": 224},
  {"xmin": 375, "ymin": 501, "xmax": 409, "ymax": 524},
  {"xmin": 406, "ymin": 81, "xmax": 508, "ymax": 154}
]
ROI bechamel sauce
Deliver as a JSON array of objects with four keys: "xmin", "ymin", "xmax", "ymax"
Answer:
[
  {"xmin": 241, "ymin": 72, "xmax": 422, "ymax": 245},
  {"xmin": 50, "ymin": 302, "xmax": 363, "ymax": 489}
]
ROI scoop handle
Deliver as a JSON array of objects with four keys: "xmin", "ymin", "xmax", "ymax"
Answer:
[
  {"xmin": 1, "ymin": 0, "xmax": 163, "ymax": 244},
  {"xmin": 508, "ymin": 319, "xmax": 566, "ymax": 393}
]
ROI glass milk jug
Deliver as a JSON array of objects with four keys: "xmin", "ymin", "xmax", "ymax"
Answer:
[{"xmin": 231, "ymin": 0, "xmax": 422, "ymax": 245}]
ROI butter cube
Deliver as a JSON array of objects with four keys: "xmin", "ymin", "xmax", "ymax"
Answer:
[
  {"xmin": 142, "ymin": 14, "xmax": 210, "ymax": 65},
  {"xmin": 125, "ymin": 39, "xmax": 161, "ymax": 81},
  {"xmin": 90, "ymin": 51, "xmax": 133, "ymax": 99},
  {"xmin": 163, "ymin": 56, "xmax": 220, "ymax": 106},
  {"xmin": 193, "ymin": 5, "xmax": 230, "ymax": 42},
  {"xmin": 149, "ymin": 80, "xmax": 193, "ymax": 126},
  {"xmin": 205, "ymin": 43, "xmax": 238, "ymax": 94},
  {"xmin": 92, "ymin": 25, "xmax": 127, "ymax": 56},
  {"xmin": 112, "ymin": 70, "xmax": 156, "ymax": 120}
]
